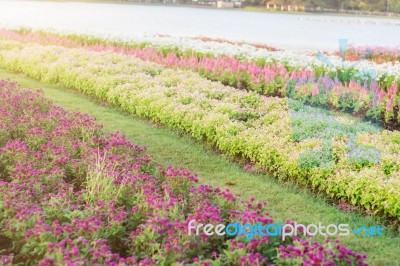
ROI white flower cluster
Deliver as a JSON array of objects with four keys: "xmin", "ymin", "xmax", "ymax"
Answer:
[{"xmin": 105, "ymin": 33, "xmax": 400, "ymax": 80}]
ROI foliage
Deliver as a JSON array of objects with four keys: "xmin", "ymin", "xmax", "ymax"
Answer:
[
  {"xmin": 0, "ymin": 29, "xmax": 399, "ymax": 128},
  {"xmin": 0, "ymin": 80, "xmax": 368, "ymax": 265},
  {"xmin": 0, "ymin": 43, "xmax": 399, "ymax": 220}
]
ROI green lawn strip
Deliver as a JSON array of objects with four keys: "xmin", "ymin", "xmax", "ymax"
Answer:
[{"xmin": 1, "ymin": 68, "xmax": 399, "ymax": 265}]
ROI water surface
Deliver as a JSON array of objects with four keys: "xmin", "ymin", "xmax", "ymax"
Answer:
[{"xmin": 0, "ymin": 0, "xmax": 399, "ymax": 51}]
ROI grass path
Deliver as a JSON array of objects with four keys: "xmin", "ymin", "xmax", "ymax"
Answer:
[{"xmin": 1, "ymin": 68, "xmax": 399, "ymax": 265}]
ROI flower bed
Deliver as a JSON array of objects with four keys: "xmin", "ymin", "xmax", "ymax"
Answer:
[
  {"xmin": 336, "ymin": 45, "xmax": 400, "ymax": 64},
  {"xmin": 0, "ymin": 42, "xmax": 399, "ymax": 219},
  {"xmin": 0, "ymin": 29, "xmax": 399, "ymax": 128},
  {"xmin": 0, "ymin": 80, "xmax": 368, "ymax": 265}
]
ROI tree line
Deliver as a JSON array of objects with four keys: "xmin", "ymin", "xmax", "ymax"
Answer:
[{"xmin": 245, "ymin": 0, "xmax": 400, "ymax": 13}]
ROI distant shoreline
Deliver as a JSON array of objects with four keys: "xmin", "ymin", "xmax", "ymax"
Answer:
[{"xmin": 40, "ymin": 0, "xmax": 400, "ymax": 20}]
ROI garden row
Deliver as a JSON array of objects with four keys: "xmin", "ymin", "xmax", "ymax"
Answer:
[
  {"xmin": 1, "ymin": 29, "xmax": 400, "ymax": 128},
  {"xmin": 0, "ymin": 40, "xmax": 399, "ymax": 219},
  {"xmin": 0, "ymin": 80, "xmax": 367, "ymax": 265},
  {"xmin": 335, "ymin": 45, "xmax": 400, "ymax": 64},
  {"xmin": 4, "ymin": 28, "xmax": 398, "ymax": 72}
]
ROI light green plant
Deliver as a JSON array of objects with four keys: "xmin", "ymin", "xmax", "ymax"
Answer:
[{"xmin": 83, "ymin": 151, "xmax": 128, "ymax": 204}]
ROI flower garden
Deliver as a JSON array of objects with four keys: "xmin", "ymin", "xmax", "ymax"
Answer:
[
  {"xmin": 0, "ymin": 80, "xmax": 369, "ymax": 265},
  {"xmin": 0, "ymin": 28, "xmax": 399, "ymax": 265},
  {"xmin": 335, "ymin": 45, "xmax": 400, "ymax": 64},
  {"xmin": 1, "ymin": 29, "xmax": 399, "ymax": 128}
]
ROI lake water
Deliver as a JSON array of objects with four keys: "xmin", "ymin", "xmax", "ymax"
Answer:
[{"xmin": 0, "ymin": 0, "xmax": 400, "ymax": 51}]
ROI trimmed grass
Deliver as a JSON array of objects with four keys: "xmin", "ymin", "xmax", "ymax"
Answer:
[{"xmin": 1, "ymin": 68, "xmax": 399, "ymax": 265}]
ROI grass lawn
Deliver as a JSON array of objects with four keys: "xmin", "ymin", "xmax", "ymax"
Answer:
[{"xmin": 1, "ymin": 68, "xmax": 399, "ymax": 265}]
